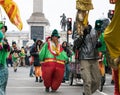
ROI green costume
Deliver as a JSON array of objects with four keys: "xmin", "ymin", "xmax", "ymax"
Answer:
[
  {"xmin": 39, "ymin": 39, "xmax": 68, "ymax": 91},
  {"xmin": 98, "ymin": 33, "xmax": 107, "ymax": 66},
  {"xmin": 39, "ymin": 42, "xmax": 68, "ymax": 62},
  {"xmin": 0, "ymin": 31, "xmax": 10, "ymax": 95},
  {"xmin": 39, "ymin": 29, "xmax": 68, "ymax": 91}
]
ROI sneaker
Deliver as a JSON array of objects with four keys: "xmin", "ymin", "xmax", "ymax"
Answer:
[
  {"xmin": 45, "ymin": 87, "xmax": 49, "ymax": 92},
  {"xmin": 29, "ymin": 75, "xmax": 34, "ymax": 77},
  {"xmin": 51, "ymin": 90, "xmax": 56, "ymax": 92}
]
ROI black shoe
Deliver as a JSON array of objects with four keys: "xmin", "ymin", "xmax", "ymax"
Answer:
[
  {"xmin": 45, "ymin": 87, "xmax": 49, "ymax": 92},
  {"xmin": 35, "ymin": 77, "xmax": 38, "ymax": 82},
  {"xmin": 111, "ymin": 80, "xmax": 114, "ymax": 85},
  {"xmin": 39, "ymin": 79, "xmax": 43, "ymax": 82},
  {"xmin": 14, "ymin": 69, "xmax": 17, "ymax": 72},
  {"xmin": 39, "ymin": 77, "xmax": 43, "ymax": 82},
  {"xmin": 62, "ymin": 79, "xmax": 65, "ymax": 83},
  {"xmin": 83, "ymin": 92, "xmax": 85, "ymax": 95}
]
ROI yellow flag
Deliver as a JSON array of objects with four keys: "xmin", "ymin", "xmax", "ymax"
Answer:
[{"xmin": 0, "ymin": 0, "xmax": 23, "ymax": 31}]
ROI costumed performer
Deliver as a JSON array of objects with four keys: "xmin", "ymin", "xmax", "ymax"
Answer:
[
  {"xmin": 104, "ymin": 0, "xmax": 120, "ymax": 95},
  {"xmin": 39, "ymin": 29, "xmax": 68, "ymax": 92}
]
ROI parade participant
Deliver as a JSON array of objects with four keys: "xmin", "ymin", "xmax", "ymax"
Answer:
[
  {"xmin": 39, "ymin": 29, "xmax": 68, "ymax": 92},
  {"xmin": 30, "ymin": 39, "xmax": 43, "ymax": 82},
  {"xmin": 62, "ymin": 41, "xmax": 72, "ymax": 82},
  {"xmin": 95, "ymin": 18, "xmax": 110, "ymax": 92},
  {"xmin": 104, "ymin": 0, "xmax": 120, "ymax": 95},
  {"xmin": 29, "ymin": 38, "xmax": 36, "ymax": 77},
  {"xmin": 0, "ymin": 31, "xmax": 10, "ymax": 95},
  {"xmin": 19, "ymin": 47, "xmax": 26, "ymax": 66},
  {"xmin": 11, "ymin": 41, "xmax": 20, "ymax": 72},
  {"xmin": 73, "ymin": 24, "xmax": 101, "ymax": 95},
  {"xmin": 76, "ymin": 0, "xmax": 93, "ymax": 36},
  {"xmin": 1, "ymin": 25, "xmax": 7, "ymax": 35},
  {"xmin": 45, "ymin": 36, "xmax": 51, "ymax": 42}
]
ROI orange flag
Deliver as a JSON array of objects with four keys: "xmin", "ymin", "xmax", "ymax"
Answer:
[{"xmin": 0, "ymin": 0, "xmax": 23, "ymax": 31}]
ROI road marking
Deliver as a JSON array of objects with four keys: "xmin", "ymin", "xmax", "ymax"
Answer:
[
  {"xmin": 8, "ymin": 78, "xmax": 34, "ymax": 80},
  {"xmin": 97, "ymin": 90, "xmax": 108, "ymax": 95},
  {"xmin": 7, "ymin": 85, "xmax": 113, "ymax": 88}
]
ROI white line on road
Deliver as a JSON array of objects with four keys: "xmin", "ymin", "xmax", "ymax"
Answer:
[
  {"xmin": 97, "ymin": 90, "xmax": 108, "ymax": 95},
  {"xmin": 7, "ymin": 86, "xmax": 80, "ymax": 89},
  {"xmin": 8, "ymin": 78, "xmax": 34, "ymax": 80}
]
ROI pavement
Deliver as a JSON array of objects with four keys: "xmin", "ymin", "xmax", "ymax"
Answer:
[{"xmin": 6, "ymin": 66, "xmax": 114, "ymax": 95}]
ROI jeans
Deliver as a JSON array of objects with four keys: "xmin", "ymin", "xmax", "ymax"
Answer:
[
  {"xmin": 64, "ymin": 63, "xmax": 70, "ymax": 80},
  {"xmin": 29, "ymin": 64, "xmax": 34, "ymax": 76},
  {"xmin": 0, "ymin": 65, "xmax": 8, "ymax": 95}
]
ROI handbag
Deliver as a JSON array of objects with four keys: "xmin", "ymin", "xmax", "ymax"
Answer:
[
  {"xmin": 109, "ymin": 0, "xmax": 117, "ymax": 4},
  {"xmin": 29, "ymin": 56, "xmax": 34, "ymax": 65}
]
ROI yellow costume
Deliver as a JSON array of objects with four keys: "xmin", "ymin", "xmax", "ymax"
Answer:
[
  {"xmin": 76, "ymin": 0, "xmax": 93, "ymax": 10},
  {"xmin": 104, "ymin": 0, "xmax": 120, "ymax": 94},
  {"xmin": 76, "ymin": 0, "xmax": 93, "ymax": 35},
  {"xmin": 104, "ymin": 0, "xmax": 120, "ymax": 59}
]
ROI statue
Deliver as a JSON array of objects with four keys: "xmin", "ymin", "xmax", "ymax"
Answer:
[
  {"xmin": 76, "ymin": 0, "xmax": 93, "ymax": 36},
  {"xmin": 60, "ymin": 13, "xmax": 67, "ymax": 31}
]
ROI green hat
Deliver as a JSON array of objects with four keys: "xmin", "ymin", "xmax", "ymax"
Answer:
[
  {"xmin": 51, "ymin": 29, "xmax": 60, "ymax": 38},
  {"xmin": 0, "ymin": 31, "xmax": 4, "ymax": 42},
  {"xmin": 95, "ymin": 20, "xmax": 103, "ymax": 31}
]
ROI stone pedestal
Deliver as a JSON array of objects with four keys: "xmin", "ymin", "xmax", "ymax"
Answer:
[{"xmin": 27, "ymin": 0, "xmax": 49, "ymax": 41}]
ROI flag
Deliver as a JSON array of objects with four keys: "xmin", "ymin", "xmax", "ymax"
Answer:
[
  {"xmin": 0, "ymin": 0, "xmax": 4, "ymax": 4},
  {"xmin": 0, "ymin": 0, "xmax": 23, "ymax": 31}
]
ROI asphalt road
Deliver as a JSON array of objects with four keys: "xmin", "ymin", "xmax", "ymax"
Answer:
[{"xmin": 6, "ymin": 66, "xmax": 114, "ymax": 95}]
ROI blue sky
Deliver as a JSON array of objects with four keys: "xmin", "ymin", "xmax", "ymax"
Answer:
[{"xmin": 0, "ymin": 0, "xmax": 115, "ymax": 31}]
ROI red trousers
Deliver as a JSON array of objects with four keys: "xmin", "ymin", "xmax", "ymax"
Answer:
[
  {"xmin": 42, "ymin": 62, "xmax": 64, "ymax": 90},
  {"xmin": 114, "ymin": 69, "xmax": 120, "ymax": 95}
]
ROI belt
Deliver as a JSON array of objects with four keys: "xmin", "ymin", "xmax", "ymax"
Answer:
[{"xmin": 44, "ymin": 59, "xmax": 65, "ymax": 64}]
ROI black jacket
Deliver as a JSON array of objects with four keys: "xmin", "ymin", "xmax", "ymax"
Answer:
[{"xmin": 30, "ymin": 43, "xmax": 41, "ymax": 66}]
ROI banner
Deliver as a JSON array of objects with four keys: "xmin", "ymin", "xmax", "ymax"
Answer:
[{"xmin": 0, "ymin": 0, "xmax": 23, "ymax": 31}]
